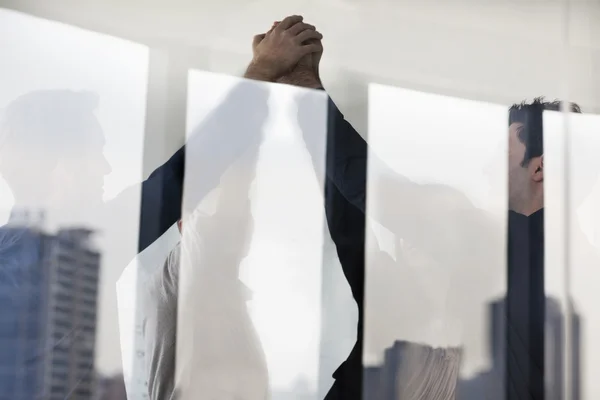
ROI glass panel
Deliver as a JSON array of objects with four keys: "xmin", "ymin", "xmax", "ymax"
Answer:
[
  {"xmin": 545, "ymin": 109, "xmax": 600, "ymax": 400},
  {"xmin": 364, "ymin": 84, "xmax": 508, "ymax": 398},
  {"xmin": 4, "ymin": 1, "xmax": 600, "ymax": 399},
  {"xmin": 0, "ymin": 8, "xmax": 148, "ymax": 400},
  {"xmin": 171, "ymin": 71, "xmax": 328, "ymax": 399}
]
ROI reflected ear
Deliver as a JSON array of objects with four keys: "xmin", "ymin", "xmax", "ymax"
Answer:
[{"xmin": 531, "ymin": 154, "xmax": 544, "ymax": 182}]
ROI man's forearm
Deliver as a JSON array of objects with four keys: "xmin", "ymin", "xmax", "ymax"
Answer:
[
  {"xmin": 298, "ymin": 91, "xmax": 370, "ymax": 213},
  {"xmin": 137, "ymin": 80, "xmax": 269, "ymax": 252},
  {"xmin": 278, "ymin": 67, "xmax": 323, "ymax": 89},
  {"xmin": 244, "ymin": 62, "xmax": 277, "ymax": 82},
  {"xmin": 298, "ymin": 90, "xmax": 434, "ymax": 235}
]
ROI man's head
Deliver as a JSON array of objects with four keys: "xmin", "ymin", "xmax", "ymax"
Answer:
[
  {"xmin": 0, "ymin": 90, "xmax": 111, "ymax": 210},
  {"xmin": 506, "ymin": 97, "xmax": 581, "ymax": 214}
]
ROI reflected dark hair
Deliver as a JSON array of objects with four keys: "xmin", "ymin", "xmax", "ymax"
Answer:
[
  {"xmin": 0, "ymin": 90, "xmax": 99, "ymax": 158},
  {"xmin": 508, "ymin": 97, "xmax": 582, "ymax": 166}
]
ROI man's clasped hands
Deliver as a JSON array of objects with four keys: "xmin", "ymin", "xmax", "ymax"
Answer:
[{"xmin": 244, "ymin": 15, "xmax": 324, "ymax": 90}]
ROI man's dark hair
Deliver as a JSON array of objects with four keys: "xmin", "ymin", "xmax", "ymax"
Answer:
[{"xmin": 508, "ymin": 97, "xmax": 582, "ymax": 166}]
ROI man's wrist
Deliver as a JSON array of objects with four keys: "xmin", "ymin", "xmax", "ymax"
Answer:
[
  {"xmin": 244, "ymin": 61, "xmax": 277, "ymax": 82},
  {"xmin": 278, "ymin": 67, "xmax": 322, "ymax": 89}
]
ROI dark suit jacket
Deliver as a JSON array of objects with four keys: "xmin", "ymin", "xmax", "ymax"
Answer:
[
  {"xmin": 136, "ymin": 81, "xmax": 269, "ymax": 254},
  {"xmin": 299, "ymin": 91, "xmax": 545, "ymax": 400}
]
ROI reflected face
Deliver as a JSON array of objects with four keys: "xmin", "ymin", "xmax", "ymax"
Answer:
[
  {"xmin": 1, "ymin": 114, "xmax": 111, "ymax": 211},
  {"xmin": 49, "ymin": 116, "xmax": 111, "ymax": 208},
  {"xmin": 1, "ymin": 91, "xmax": 113, "ymax": 216}
]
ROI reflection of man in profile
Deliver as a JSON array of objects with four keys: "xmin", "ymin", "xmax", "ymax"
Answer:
[
  {"xmin": 0, "ymin": 84, "xmax": 266, "ymax": 262},
  {"xmin": 0, "ymin": 14, "xmax": 323, "ymax": 399},
  {"xmin": 0, "ymin": 91, "xmax": 110, "ymax": 216},
  {"xmin": 0, "ymin": 16, "xmax": 323, "ymax": 281},
  {"xmin": 0, "ymin": 15, "xmax": 322, "ymax": 261},
  {"xmin": 0, "ymin": 85, "xmax": 267, "ymax": 398}
]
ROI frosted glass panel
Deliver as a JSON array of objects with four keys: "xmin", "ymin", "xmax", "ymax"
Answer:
[
  {"xmin": 544, "ymin": 111, "xmax": 600, "ymax": 400},
  {"xmin": 0, "ymin": 8, "xmax": 148, "ymax": 400},
  {"xmin": 364, "ymin": 84, "xmax": 509, "ymax": 398},
  {"xmin": 175, "ymin": 71, "xmax": 328, "ymax": 399}
]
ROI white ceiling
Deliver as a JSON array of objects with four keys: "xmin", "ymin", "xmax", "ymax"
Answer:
[{"xmin": 2, "ymin": 0, "xmax": 599, "ymax": 111}]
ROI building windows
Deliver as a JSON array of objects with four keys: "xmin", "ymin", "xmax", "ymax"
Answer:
[
  {"xmin": 50, "ymin": 384, "xmax": 66, "ymax": 395},
  {"xmin": 54, "ymin": 319, "xmax": 72, "ymax": 330},
  {"xmin": 80, "ymin": 310, "xmax": 96, "ymax": 321},
  {"xmin": 81, "ymin": 286, "xmax": 97, "ymax": 296},
  {"xmin": 54, "ymin": 305, "xmax": 71, "ymax": 315},
  {"xmin": 52, "ymin": 357, "xmax": 69, "ymax": 368},
  {"xmin": 54, "ymin": 293, "xmax": 74, "ymax": 303},
  {"xmin": 51, "ymin": 371, "xmax": 68, "ymax": 382}
]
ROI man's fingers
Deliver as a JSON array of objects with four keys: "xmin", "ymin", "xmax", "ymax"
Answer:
[
  {"xmin": 275, "ymin": 15, "xmax": 303, "ymax": 32},
  {"xmin": 300, "ymin": 43, "xmax": 323, "ymax": 56},
  {"xmin": 252, "ymin": 33, "xmax": 265, "ymax": 48},
  {"xmin": 295, "ymin": 29, "xmax": 323, "ymax": 44},
  {"xmin": 287, "ymin": 22, "xmax": 315, "ymax": 36},
  {"xmin": 267, "ymin": 21, "xmax": 279, "ymax": 34},
  {"xmin": 310, "ymin": 39, "xmax": 324, "ymax": 52}
]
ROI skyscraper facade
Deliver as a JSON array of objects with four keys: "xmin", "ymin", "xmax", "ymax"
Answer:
[
  {"xmin": 362, "ymin": 340, "xmax": 462, "ymax": 399},
  {"xmin": 488, "ymin": 297, "xmax": 581, "ymax": 400},
  {"xmin": 0, "ymin": 220, "xmax": 101, "ymax": 400}
]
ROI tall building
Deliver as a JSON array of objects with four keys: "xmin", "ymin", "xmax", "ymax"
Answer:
[
  {"xmin": 363, "ymin": 340, "xmax": 462, "ymax": 399},
  {"xmin": 94, "ymin": 373, "xmax": 127, "ymax": 400},
  {"xmin": 0, "ymin": 224, "xmax": 49, "ymax": 400},
  {"xmin": 485, "ymin": 296, "xmax": 581, "ymax": 400},
  {"xmin": 0, "ymin": 219, "xmax": 101, "ymax": 400}
]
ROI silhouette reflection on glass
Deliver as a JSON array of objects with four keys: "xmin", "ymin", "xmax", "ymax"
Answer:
[
  {"xmin": 1, "ymin": 11, "xmax": 153, "ymax": 394},
  {"xmin": 172, "ymin": 54, "xmax": 330, "ymax": 398},
  {"xmin": 173, "ymin": 77, "xmax": 272, "ymax": 400},
  {"xmin": 299, "ymin": 87, "xmax": 472, "ymax": 399},
  {"xmin": 144, "ymin": 147, "xmax": 266, "ymax": 400},
  {"xmin": 0, "ymin": 77, "xmax": 269, "ymax": 399},
  {"xmin": 0, "ymin": 91, "xmax": 110, "ymax": 213},
  {"xmin": 0, "ymin": 91, "xmax": 111, "ymax": 400}
]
